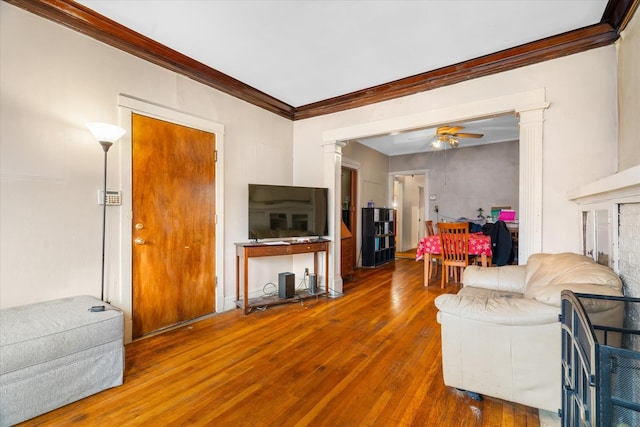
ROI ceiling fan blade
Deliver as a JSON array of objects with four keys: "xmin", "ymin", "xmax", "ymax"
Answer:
[
  {"xmin": 446, "ymin": 126, "xmax": 464, "ymax": 134},
  {"xmin": 454, "ymin": 132, "xmax": 483, "ymax": 138}
]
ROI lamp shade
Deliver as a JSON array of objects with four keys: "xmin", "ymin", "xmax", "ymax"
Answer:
[{"xmin": 86, "ymin": 122, "xmax": 126, "ymax": 143}]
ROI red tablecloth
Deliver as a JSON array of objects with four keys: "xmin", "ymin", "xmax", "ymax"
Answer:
[{"xmin": 416, "ymin": 233, "xmax": 492, "ymax": 261}]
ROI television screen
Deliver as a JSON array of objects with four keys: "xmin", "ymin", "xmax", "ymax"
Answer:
[{"xmin": 248, "ymin": 184, "xmax": 328, "ymax": 240}]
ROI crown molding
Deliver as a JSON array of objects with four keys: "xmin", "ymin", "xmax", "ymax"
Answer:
[
  {"xmin": 294, "ymin": 23, "xmax": 617, "ymax": 120},
  {"xmin": 5, "ymin": 0, "xmax": 634, "ymax": 121},
  {"xmin": 4, "ymin": 0, "xmax": 296, "ymax": 120}
]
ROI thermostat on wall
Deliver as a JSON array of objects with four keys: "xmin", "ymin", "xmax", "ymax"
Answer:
[
  {"xmin": 429, "ymin": 194, "xmax": 437, "ymax": 200},
  {"xmin": 97, "ymin": 190, "xmax": 122, "ymax": 206}
]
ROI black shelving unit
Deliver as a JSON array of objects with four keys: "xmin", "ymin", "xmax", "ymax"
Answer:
[{"xmin": 361, "ymin": 207, "xmax": 396, "ymax": 267}]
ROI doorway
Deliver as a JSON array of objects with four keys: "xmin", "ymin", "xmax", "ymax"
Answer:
[
  {"xmin": 131, "ymin": 113, "xmax": 216, "ymax": 338},
  {"xmin": 340, "ymin": 166, "xmax": 357, "ymax": 276},
  {"xmin": 324, "ymin": 89, "xmax": 548, "ymax": 265},
  {"xmin": 393, "ymin": 173, "xmax": 426, "ymax": 253}
]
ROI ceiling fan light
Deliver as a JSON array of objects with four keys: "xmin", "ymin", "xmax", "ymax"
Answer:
[
  {"xmin": 449, "ymin": 137, "xmax": 459, "ymax": 148},
  {"xmin": 430, "ymin": 135, "xmax": 444, "ymax": 149}
]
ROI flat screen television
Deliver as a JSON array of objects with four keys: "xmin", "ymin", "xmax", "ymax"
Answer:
[{"xmin": 248, "ymin": 184, "xmax": 329, "ymax": 240}]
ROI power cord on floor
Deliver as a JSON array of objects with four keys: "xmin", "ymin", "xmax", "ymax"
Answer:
[
  {"xmin": 297, "ymin": 275, "xmax": 309, "ymax": 291},
  {"xmin": 262, "ymin": 282, "xmax": 277, "ymax": 296}
]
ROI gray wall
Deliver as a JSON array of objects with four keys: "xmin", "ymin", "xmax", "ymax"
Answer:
[
  {"xmin": 342, "ymin": 141, "xmax": 390, "ymax": 207},
  {"xmin": 389, "ymin": 141, "xmax": 519, "ymax": 223}
]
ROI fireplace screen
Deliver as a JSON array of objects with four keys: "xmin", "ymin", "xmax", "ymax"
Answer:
[{"xmin": 561, "ymin": 291, "xmax": 640, "ymax": 427}]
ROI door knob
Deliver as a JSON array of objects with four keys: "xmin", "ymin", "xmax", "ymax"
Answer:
[
  {"xmin": 134, "ymin": 237, "xmax": 146, "ymax": 245},
  {"xmin": 135, "ymin": 223, "xmax": 144, "ymax": 230}
]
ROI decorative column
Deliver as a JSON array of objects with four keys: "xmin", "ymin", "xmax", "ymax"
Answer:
[
  {"xmin": 516, "ymin": 104, "xmax": 549, "ymax": 263},
  {"xmin": 323, "ymin": 141, "xmax": 346, "ymax": 295}
]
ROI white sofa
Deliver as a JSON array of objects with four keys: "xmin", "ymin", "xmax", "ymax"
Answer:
[{"xmin": 434, "ymin": 253, "xmax": 624, "ymax": 412}]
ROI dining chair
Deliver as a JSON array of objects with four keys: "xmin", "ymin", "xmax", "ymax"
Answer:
[
  {"xmin": 425, "ymin": 220, "xmax": 435, "ymax": 236},
  {"xmin": 424, "ymin": 220, "xmax": 441, "ymax": 280},
  {"xmin": 437, "ymin": 222, "xmax": 470, "ymax": 288}
]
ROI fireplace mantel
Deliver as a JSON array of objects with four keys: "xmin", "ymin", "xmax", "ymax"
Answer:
[{"xmin": 568, "ymin": 165, "xmax": 640, "ymax": 205}]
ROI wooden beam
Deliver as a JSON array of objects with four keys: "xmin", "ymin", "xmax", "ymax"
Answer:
[{"xmin": 601, "ymin": 0, "xmax": 639, "ymax": 31}]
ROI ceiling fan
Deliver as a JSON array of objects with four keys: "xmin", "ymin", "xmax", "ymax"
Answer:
[{"xmin": 431, "ymin": 125, "xmax": 484, "ymax": 149}]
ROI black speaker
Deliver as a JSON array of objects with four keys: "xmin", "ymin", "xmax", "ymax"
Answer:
[
  {"xmin": 278, "ymin": 272, "xmax": 295, "ymax": 299},
  {"xmin": 309, "ymin": 273, "xmax": 317, "ymax": 295}
]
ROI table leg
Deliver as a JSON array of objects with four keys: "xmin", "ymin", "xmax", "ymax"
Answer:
[
  {"xmin": 243, "ymin": 248, "xmax": 249, "ymax": 314},
  {"xmin": 424, "ymin": 254, "xmax": 430, "ymax": 286},
  {"xmin": 325, "ymin": 246, "xmax": 329, "ymax": 294},
  {"xmin": 481, "ymin": 254, "xmax": 487, "ymax": 267},
  {"xmin": 314, "ymin": 251, "xmax": 319, "ymax": 278},
  {"xmin": 235, "ymin": 253, "xmax": 240, "ymax": 303}
]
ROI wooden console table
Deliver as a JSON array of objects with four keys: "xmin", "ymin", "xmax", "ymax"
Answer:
[{"xmin": 235, "ymin": 239, "xmax": 330, "ymax": 314}]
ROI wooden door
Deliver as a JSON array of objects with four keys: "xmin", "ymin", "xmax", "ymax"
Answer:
[
  {"xmin": 132, "ymin": 113, "xmax": 215, "ymax": 338},
  {"xmin": 340, "ymin": 166, "xmax": 358, "ymax": 279}
]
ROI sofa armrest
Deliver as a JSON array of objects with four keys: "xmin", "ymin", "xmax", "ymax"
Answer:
[
  {"xmin": 462, "ymin": 265, "xmax": 527, "ymax": 293},
  {"xmin": 434, "ymin": 294, "xmax": 559, "ymax": 326}
]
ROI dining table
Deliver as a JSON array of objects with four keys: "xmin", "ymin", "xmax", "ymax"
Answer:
[{"xmin": 416, "ymin": 233, "xmax": 492, "ymax": 286}]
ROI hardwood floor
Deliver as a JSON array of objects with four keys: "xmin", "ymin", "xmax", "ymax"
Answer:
[
  {"xmin": 21, "ymin": 259, "xmax": 540, "ymax": 426},
  {"xmin": 394, "ymin": 248, "xmax": 417, "ymax": 259}
]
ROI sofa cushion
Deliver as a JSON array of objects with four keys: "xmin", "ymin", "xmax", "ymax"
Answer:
[
  {"xmin": 524, "ymin": 253, "xmax": 622, "ymax": 299},
  {"xmin": 435, "ymin": 290, "xmax": 559, "ymax": 326}
]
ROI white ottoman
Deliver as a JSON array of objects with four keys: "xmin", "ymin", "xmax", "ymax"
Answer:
[{"xmin": 0, "ymin": 295, "xmax": 124, "ymax": 426}]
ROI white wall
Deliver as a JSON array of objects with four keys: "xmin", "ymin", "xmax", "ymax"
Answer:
[
  {"xmin": 341, "ymin": 141, "xmax": 389, "ymax": 207},
  {"xmin": 293, "ymin": 46, "xmax": 619, "ymax": 258},
  {"xmin": 618, "ymin": 10, "xmax": 640, "ymax": 171},
  {"xmin": 0, "ymin": 3, "xmax": 294, "ymax": 319}
]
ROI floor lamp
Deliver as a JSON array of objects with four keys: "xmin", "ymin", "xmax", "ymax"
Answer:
[{"xmin": 87, "ymin": 122, "xmax": 126, "ymax": 302}]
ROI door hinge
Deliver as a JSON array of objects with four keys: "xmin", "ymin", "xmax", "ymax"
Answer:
[{"xmin": 214, "ymin": 150, "xmax": 218, "ymax": 162}]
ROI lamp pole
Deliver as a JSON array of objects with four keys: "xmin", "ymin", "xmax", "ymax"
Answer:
[
  {"xmin": 87, "ymin": 122, "xmax": 125, "ymax": 303},
  {"xmin": 99, "ymin": 140, "xmax": 113, "ymax": 302}
]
